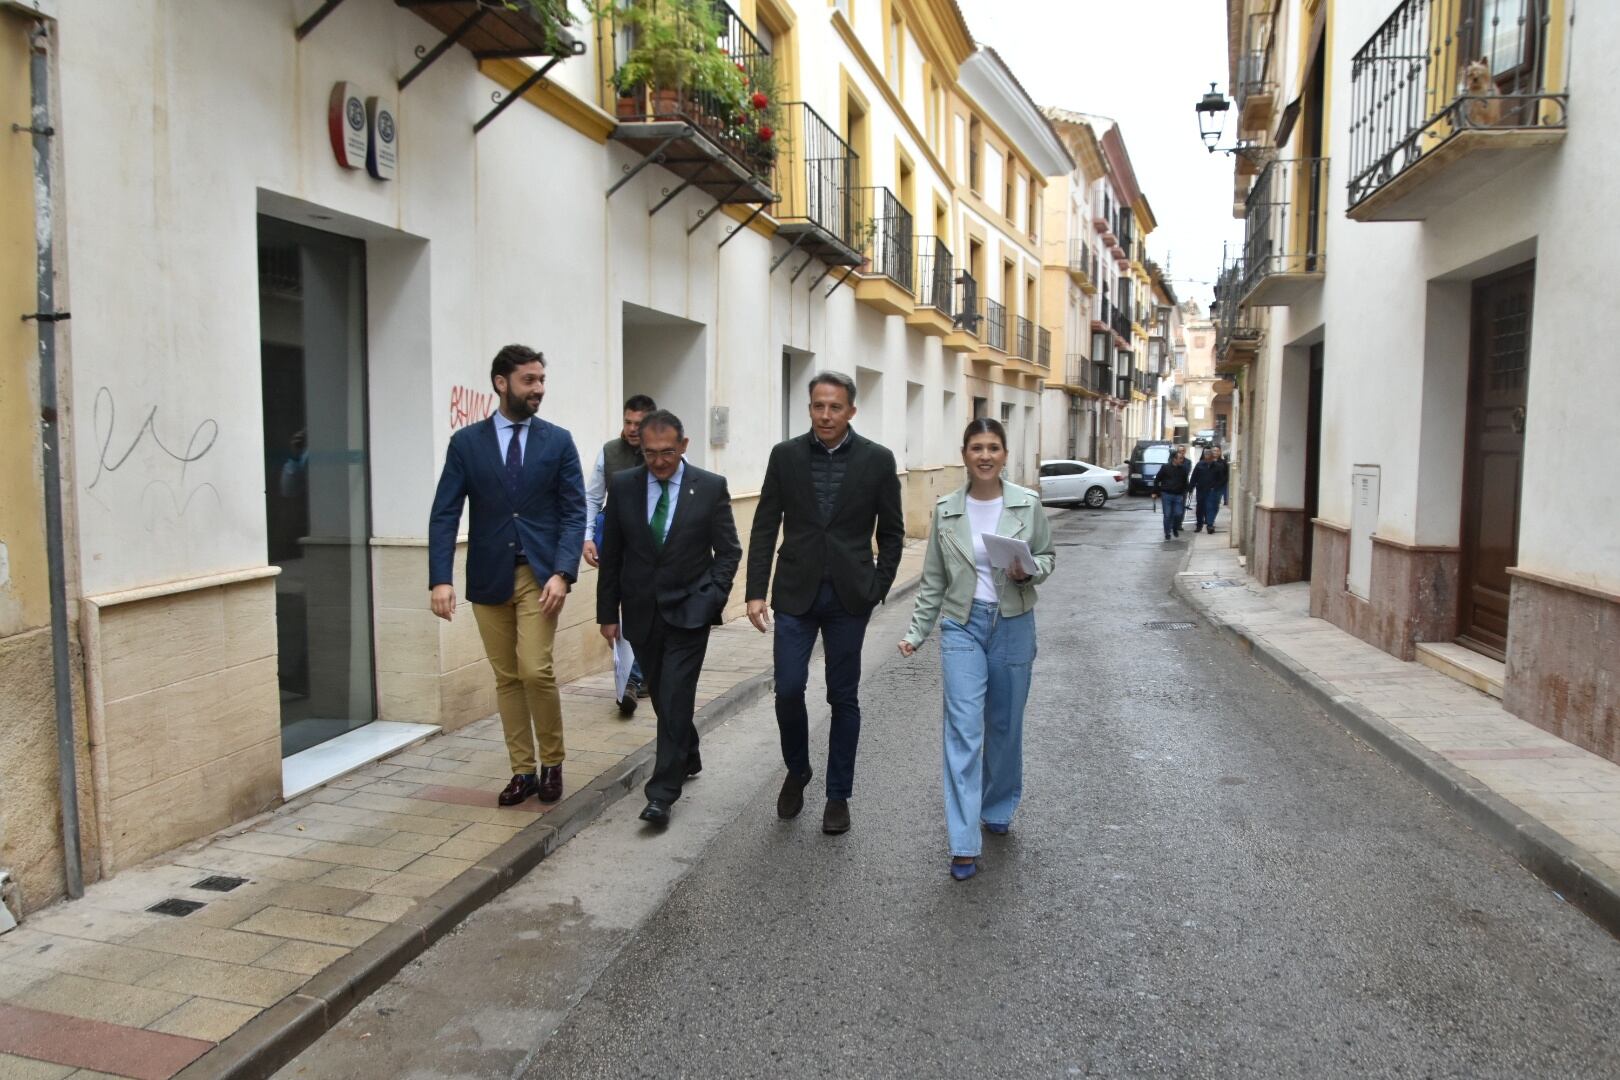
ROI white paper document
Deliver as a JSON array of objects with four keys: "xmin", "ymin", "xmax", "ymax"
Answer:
[
  {"xmin": 980, "ymin": 532, "xmax": 1038, "ymax": 576},
  {"xmin": 612, "ymin": 634, "xmax": 636, "ymax": 702}
]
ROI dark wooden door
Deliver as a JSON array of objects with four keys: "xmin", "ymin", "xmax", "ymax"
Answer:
[
  {"xmin": 1458, "ymin": 263, "xmax": 1533, "ymax": 657},
  {"xmin": 1302, "ymin": 343, "xmax": 1324, "ymax": 580}
]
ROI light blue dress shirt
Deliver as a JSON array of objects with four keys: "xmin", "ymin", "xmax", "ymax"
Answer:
[
  {"xmin": 645, "ymin": 461, "xmax": 685, "ymax": 542},
  {"xmin": 493, "ymin": 412, "xmax": 530, "ymax": 464}
]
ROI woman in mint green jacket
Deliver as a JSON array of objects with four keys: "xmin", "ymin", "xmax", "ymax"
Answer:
[{"xmin": 899, "ymin": 418, "xmax": 1055, "ymax": 881}]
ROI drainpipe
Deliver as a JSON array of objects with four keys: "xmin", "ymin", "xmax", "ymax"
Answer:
[{"xmin": 22, "ymin": 19, "xmax": 83, "ymax": 900}]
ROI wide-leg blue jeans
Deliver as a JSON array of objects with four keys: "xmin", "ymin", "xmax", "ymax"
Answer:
[{"xmin": 940, "ymin": 601, "xmax": 1036, "ymax": 858}]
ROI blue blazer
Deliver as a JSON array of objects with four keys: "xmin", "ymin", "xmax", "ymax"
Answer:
[{"xmin": 428, "ymin": 416, "xmax": 586, "ymax": 605}]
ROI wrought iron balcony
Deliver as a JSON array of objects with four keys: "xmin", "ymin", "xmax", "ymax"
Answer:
[
  {"xmin": 955, "ymin": 271, "xmax": 980, "ymax": 333},
  {"xmin": 602, "ymin": 0, "xmax": 777, "ymax": 208},
  {"xmin": 1067, "ymin": 238, "xmax": 1093, "ymax": 287},
  {"xmin": 774, "ymin": 102, "xmax": 861, "ymax": 267},
  {"xmin": 914, "ymin": 235, "xmax": 955, "ymax": 319},
  {"xmin": 1242, "ymin": 157, "xmax": 1328, "ymax": 306},
  {"xmin": 1238, "ymin": 8, "xmax": 1277, "ymax": 132},
  {"xmin": 1037, "ymin": 327, "xmax": 1052, "ymax": 369},
  {"xmin": 1347, "ymin": 0, "xmax": 1568, "ymax": 221},
  {"xmin": 1110, "ymin": 307, "xmax": 1131, "ymax": 343},
  {"xmin": 1064, "ymin": 352, "xmax": 1087, "ymax": 388},
  {"xmin": 1091, "ymin": 360, "xmax": 1111, "ymax": 396},
  {"xmin": 985, "ymin": 298, "xmax": 1008, "ymax": 352},
  {"xmin": 1213, "ymin": 257, "xmax": 1263, "ymax": 366},
  {"xmin": 1014, "ymin": 316, "xmax": 1035, "ymax": 362},
  {"xmin": 854, "ymin": 186, "xmax": 913, "ymax": 291}
]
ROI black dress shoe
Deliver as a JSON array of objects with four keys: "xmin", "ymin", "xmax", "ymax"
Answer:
[
  {"xmin": 634, "ymin": 678, "xmax": 649, "ymax": 699},
  {"xmin": 617, "ymin": 692, "xmax": 637, "ymax": 717},
  {"xmin": 822, "ymin": 799, "xmax": 851, "ymax": 835},
  {"xmin": 498, "ymin": 773, "xmax": 538, "ymax": 806},
  {"xmin": 537, "ymin": 764, "xmax": 563, "ymax": 804},
  {"xmin": 777, "ymin": 769, "xmax": 813, "ymax": 819},
  {"xmin": 639, "ymin": 799, "xmax": 671, "ymax": 826}
]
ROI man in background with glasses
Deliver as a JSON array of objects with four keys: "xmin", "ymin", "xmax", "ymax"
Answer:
[{"xmin": 596, "ymin": 410, "xmax": 741, "ymax": 828}]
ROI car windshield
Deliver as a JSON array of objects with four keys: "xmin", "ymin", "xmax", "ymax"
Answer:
[{"xmin": 1142, "ymin": 447, "xmax": 1171, "ymax": 464}]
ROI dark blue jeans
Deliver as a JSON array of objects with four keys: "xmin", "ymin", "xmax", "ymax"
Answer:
[
  {"xmin": 1197, "ymin": 488, "xmax": 1222, "ymax": 530},
  {"xmin": 773, "ymin": 581, "xmax": 871, "ymax": 801},
  {"xmin": 1160, "ymin": 493, "xmax": 1186, "ymax": 538}
]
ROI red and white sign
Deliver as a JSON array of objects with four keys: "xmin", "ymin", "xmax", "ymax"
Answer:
[{"xmin": 328, "ymin": 82, "xmax": 368, "ymax": 169}]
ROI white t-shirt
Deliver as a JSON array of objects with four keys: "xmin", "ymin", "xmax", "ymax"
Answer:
[{"xmin": 965, "ymin": 494, "xmax": 1005, "ymax": 604}]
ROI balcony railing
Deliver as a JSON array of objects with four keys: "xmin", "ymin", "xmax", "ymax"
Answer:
[
  {"xmin": 1014, "ymin": 316, "xmax": 1035, "ymax": 361},
  {"xmin": 1065, "ymin": 352, "xmax": 1086, "ymax": 388},
  {"xmin": 774, "ymin": 101, "xmax": 859, "ymax": 261},
  {"xmin": 1214, "ymin": 256, "xmax": 1263, "ymax": 361},
  {"xmin": 1347, "ymin": 0, "xmax": 1568, "ymax": 217},
  {"xmin": 1037, "ymin": 327, "xmax": 1051, "ymax": 369},
  {"xmin": 1110, "ymin": 307, "xmax": 1131, "ymax": 342},
  {"xmin": 1238, "ymin": 9, "xmax": 1277, "ymax": 130},
  {"xmin": 1242, "ymin": 157, "xmax": 1328, "ymax": 305},
  {"xmin": 855, "ymin": 186, "xmax": 913, "ymax": 291},
  {"xmin": 1117, "ymin": 374, "xmax": 1133, "ymax": 399},
  {"xmin": 985, "ymin": 298, "xmax": 1007, "ymax": 352},
  {"xmin": 1091, "ymin": 360, "xmax": 1111, "ymax": 396},
  {"xmin": 602, "ymin": 0, "xmax": 772, "ymax": 175},
  {"xmin": 955, "ymin": 271, "xmax": 979, "ymax": 332},
  {"xmin": 1068, "ymin": 238, "xmax": 1091, "ymax": 279},
  {"xmin": 914, "ymin": 235, "xmax": 955, "ymax": 318}
]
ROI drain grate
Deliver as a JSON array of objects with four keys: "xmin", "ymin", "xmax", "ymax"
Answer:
[
  {"xmin": 192, "ymin": 875, "xmax": 248, "ymax": 893},
  {"xmin": 1144, "ymin": 621, "xmax": 1197, "ymax": 631},
  {"xmin": 147, "ymin": 898, "xmax": 207, "ymax": 917}
]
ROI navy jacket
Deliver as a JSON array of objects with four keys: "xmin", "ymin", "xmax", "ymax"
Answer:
[{"xmin": 428, "ymin": 416, "xmax": 585, "ymax": 604}]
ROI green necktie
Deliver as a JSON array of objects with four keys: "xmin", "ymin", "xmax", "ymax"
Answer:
[{"xmin": 649, "ymin": 479, "xmax": 670, "ymax": 548}]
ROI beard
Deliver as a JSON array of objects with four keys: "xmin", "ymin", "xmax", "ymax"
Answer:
[{"xmin": 505, "ymin": 387, "xmax": 542, "ymax": 419}]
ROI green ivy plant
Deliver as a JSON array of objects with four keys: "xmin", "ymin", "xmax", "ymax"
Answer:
[{"xmin": 495, "ymin": 0, "xmax": 578, "ymax": 54}]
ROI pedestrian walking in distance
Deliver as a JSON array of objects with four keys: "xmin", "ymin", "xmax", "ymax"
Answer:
[
  {"xmin": 583, "ymin": 393, "xmax": 657, "ymax": 715},
  {"xmin": 1193, "ymin": 447, "xmax": 1229, "ymax": 534},
  {"xmin": 1154, "ymin": 446, "xmax": 1192, "ymax": 541},
  {"xmin": 596, "ymin": 410, "xmax": 740, "ymax": 828},
  {"xmin": 746, "ymin": 370, "xmax": 905, "ymax": 836},
  {"xmin": 1191, "ymin": 448, "xmax": 1215, "ymax": 533},
  {"xmin": 429, "ymin": 345, "xmax": 585, "ymax": 807},
  {"xmin": 899, "ymin": 418, "xmax": 1055, "ymax": 881}
]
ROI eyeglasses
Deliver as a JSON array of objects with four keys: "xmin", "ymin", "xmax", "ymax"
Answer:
[{"xmin": 642, "ymin": 449, "xmax": 681, "ymax": 462}]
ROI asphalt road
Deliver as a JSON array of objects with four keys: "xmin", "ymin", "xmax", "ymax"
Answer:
[{"xmin": 279, "ymin": 498, "xmax": 1620, "ymax": 1080}]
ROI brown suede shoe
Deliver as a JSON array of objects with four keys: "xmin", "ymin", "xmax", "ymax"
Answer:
[
  {"xmin": 537, "ymin": 764, "xmax": 563, "ymax": 804},
  {"xmin": 776, "ymin": 768, "xmax": 812, "ymax": 819},
  {"xmin": 498, "ymin": 773, "xmax": 538, "ymax": 807},
  {"xmin": 822, "ymin": 799, "xmax": 851, "ymax": 835}
]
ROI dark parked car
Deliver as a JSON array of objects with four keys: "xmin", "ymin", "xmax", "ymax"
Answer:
[{"xmin": 1128, "ymin": 440, "xmax": 1173, "ymax": 494}]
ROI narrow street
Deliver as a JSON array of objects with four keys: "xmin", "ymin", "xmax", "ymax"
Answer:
[{"xmin": 278, "ymin": 501, "xmax": 1620, "ymax": 1080}]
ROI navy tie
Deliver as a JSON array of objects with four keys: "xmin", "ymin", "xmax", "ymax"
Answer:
[{"xmin": 506, "ymin": 424, "xmax": 525, "ymax": 560}]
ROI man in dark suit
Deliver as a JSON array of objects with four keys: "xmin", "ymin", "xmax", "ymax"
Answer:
[
  {"xmin": 429, "ymin": 345, "xmax": 584, "ymax": 807},
  {"xmin": 597, "ymin": 410, "xmax": 741, "ymax": 827},
  {"xmin": 746, "ymin": 371, "xmax": 905, "ymax": 835}
]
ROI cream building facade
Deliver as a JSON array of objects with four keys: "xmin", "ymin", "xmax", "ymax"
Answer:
[
  {"xmin": 1217, "ymin": 0, "xmax": 1616, "ymax": 764},
  {"xmin": 2, "ymin": 0, "xmax": 1071, "ymax": 913}
]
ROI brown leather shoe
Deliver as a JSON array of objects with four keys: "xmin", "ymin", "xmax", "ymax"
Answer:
[
  {"xmin": 822, "ymin": 799, "xmax": 850, "ymax": 835},
  {"xmin": 776, "ymin": 768, "xmax": 812, "ymax": 819},
  {"xmin": 537, "ymin": 764, "xmax": 563, "ymax": 804},
  {"xmin": 498, "ymin": 773, "xmax": 538, "ymax": 806}
]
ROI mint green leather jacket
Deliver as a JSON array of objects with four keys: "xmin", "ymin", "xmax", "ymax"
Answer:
[{"xmin": 903, "ymin": 481, "xmax": 1055, "ymax": 649}]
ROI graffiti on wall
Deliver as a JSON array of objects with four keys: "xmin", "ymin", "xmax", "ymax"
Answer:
[
  {"xmin": 449, "ymin": 385, "xmax": 495, "ymax": 431},
  {"xmin": 86, "ymin": 386, "xmax": 222, "ymax": 529}
]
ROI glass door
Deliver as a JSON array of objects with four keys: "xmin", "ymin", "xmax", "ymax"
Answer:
[{"xmin": 257, "ymin": 215, "xmax": 377, "ymax": 756}]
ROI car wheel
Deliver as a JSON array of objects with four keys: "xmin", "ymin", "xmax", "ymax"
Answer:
[{"xmin": 1084, "ymin": 486, "xmax": 1107, "ymax": 509}]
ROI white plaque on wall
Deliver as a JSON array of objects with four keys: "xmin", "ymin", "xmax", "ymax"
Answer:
[
  {"xmin": 328, "ymin": 82, "xmax": 367, "ymax": 169},
  {"xmin": 1348, "ymin": 465, "xmax": 1380, "ymax": 600},
  {"xmin": 366, "ymin": 97, "xmax": 397, "ymax": 181},
  {"xmin": 709, "ymin": 406, "xmax": 729, "ymax": 447}
]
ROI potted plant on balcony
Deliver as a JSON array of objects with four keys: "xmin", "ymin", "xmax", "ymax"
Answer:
[
  {"xmin": 491, "ymin": 0, "xmax": 577, "ymax": 54},
  {"xmin": 593, "ymin": 0, "xmax": 734, "ymax": 119},
  {"xmin": 735, "ymin": 57, "xmax": 784, "ymax": 175}
]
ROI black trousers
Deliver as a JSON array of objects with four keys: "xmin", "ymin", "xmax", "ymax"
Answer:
[{"xmin": 631, "ymin": 612, "xmax": 712, "ymax": 803}]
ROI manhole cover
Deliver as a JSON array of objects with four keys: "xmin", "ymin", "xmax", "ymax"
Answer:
[
  {"xmin": 192, "ymin": 875, "xmax": 247, "ymax": 893},
  {"xmin": 1143, "ymin": 621, "xmax": 1197, "ymax": 631},
  {"xmin": 148, "ymin": 898, "xmax": 207, "ymax": 917}
]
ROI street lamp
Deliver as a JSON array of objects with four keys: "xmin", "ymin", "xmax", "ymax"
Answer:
[{"xmin": 1195, "ymin": 83, "xmax": 1231, "ymax": 152}]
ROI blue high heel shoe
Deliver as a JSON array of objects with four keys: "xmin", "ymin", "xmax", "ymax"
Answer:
[
  {"xmin": 950, "ymin": 858, "xmax": 978, "ymax": 881},
  {"xmin": 983, "ymin": 822, "xmax": 1009, "ymax": 836}
]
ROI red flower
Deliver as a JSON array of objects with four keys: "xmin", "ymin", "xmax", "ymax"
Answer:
[
  {"xmin": 752, "ymin": 91, "xmax": 769, "ymax": 110},
  {"xmin": 757, "ymin": 125, "xmax": 773, "ymax": 141},
  {"xmin": 737, "ymin": 114, "xmax": 749, "ymax": 126},
  {"xmin": 736, "ymin": 62, "xmax": 748, "ymax": 73}
]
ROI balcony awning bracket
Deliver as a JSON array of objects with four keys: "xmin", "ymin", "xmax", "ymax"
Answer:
[
  {"xmin": 768, "ymin": 231, "xmax": 809, "ymax": 274},
  {"xmin": 711, "ymin": 201, "xmax": 767, "ymax": 246},
  {"xmin": 648, "ymin": 176, "xmax": 698, "ymax": 217},
  {"xmin": 806, "ymin": 265, "xmax": 834, "ymax": 291},
  {"xmin": 788, "ymin": 254, "xmax": 815, "ymax": 284},
  {"xmin": 398, "ymin": 7, "xmax": 488, "ymax": 90},
  {"xmin": 686, "ymin": 180, "xmax": 749, "ymax": 234},
  {"xmin": 475, "ymin": 46, "xmax": 581, "ymax": 133},
  {"xmin": 606, "ymin": 130, "xmax": 686, "ymax": 198},
  {"xmin": 824, "ymin": 266, "xmax": 856, "ymax": 299}
]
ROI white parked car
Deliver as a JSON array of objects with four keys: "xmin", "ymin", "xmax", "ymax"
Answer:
[{"xmin": 1038, "ymin": 459, "xmax": 1127, "ymax": 509}]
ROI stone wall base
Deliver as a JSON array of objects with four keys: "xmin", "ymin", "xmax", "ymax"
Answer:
[
  {"xmin": 1504, "ymin": 570, "xmax": 1620, "ymax": 763},
  {"xmin": 1309, "ymin": 522, "xmax": 1460, "ymax": 661},
  {"xmin": 1253, "ymin": 505, "xmax": 1307, "ymax": 586}
]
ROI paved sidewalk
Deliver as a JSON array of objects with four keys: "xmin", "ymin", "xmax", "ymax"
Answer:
[
  {"xmin": 1176, "ymin": 530, "xmax": 1620, "ymax": 935},
  {"xmin": 0, "ymin": 542, "xmax": 925, "ymax": 1080}
]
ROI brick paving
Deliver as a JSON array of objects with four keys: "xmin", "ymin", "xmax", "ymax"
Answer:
[
  {"xmin": 0, "ymin": 542, "xmax": 924, "ymax": 1080},
  {"xmin": 1178, "ymin": 531, "xmax": 1620, "ymax": 880}
]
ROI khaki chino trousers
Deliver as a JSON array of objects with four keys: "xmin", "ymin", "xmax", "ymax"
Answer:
[{"xmin": 471, "ymin": 565, "xmax": 565, "ymax": 774}]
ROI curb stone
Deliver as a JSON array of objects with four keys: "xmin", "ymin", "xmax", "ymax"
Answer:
[
  {"xmin": 1171, "ymin": 570, "xmax": 1620, "ymax": 941},
  {"xmin": 175, "ymin": 571, "xmax": 924, "ymax": 1080}
]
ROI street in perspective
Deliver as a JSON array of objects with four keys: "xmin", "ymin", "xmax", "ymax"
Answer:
[{"xmin": 2, "ymin": 0, "xmax": 1617, "ymax": 1078}]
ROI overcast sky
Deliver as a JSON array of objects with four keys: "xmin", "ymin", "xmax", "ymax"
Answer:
[{"xmin": 954, "ymin": 0, "xmax": 1242, "ymax": 309}]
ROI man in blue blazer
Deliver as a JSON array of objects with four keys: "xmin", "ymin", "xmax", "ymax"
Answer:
[{"xmin": 429, "ymin": 345, "xmax": 585, "ymax": 806}]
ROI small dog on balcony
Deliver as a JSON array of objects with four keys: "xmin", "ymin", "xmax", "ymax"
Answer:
[{"xmin": 1460, "ymin": 58, "xmax": 1504, "ymax": 127}]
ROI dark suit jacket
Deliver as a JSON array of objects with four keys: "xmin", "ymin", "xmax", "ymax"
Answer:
[
  {"xmin": 745, "ymin": 430, "xmax": 905, "ymax": 617},
  {"xmin": 597, "ymin": 463, "xmax": 742, "ymax": 646},
  {"xmin": 428, "ymin": 416, "xmax": 585, "ymax": 605}
]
